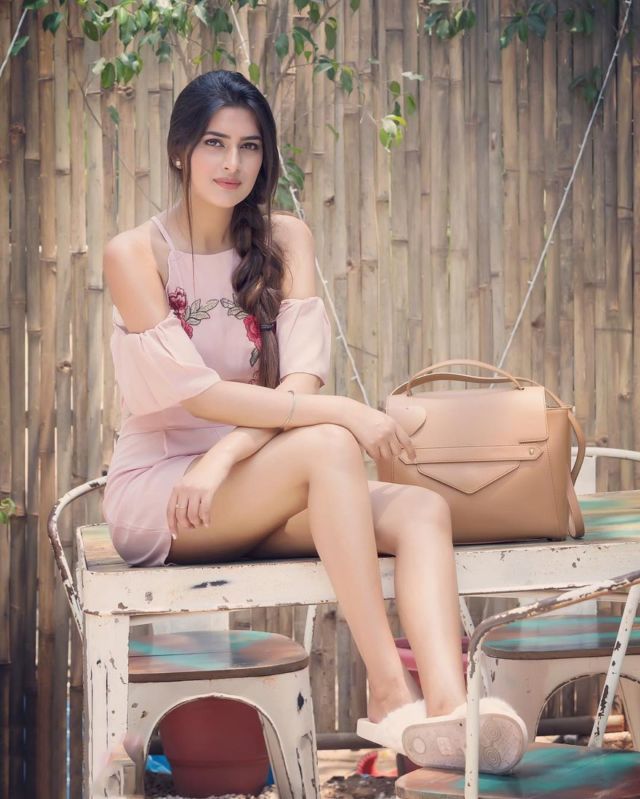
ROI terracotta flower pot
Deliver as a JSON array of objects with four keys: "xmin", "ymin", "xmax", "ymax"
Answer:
[{"xmin": 159, "ymin": 697, "xmax": 271, "ymax": 798}]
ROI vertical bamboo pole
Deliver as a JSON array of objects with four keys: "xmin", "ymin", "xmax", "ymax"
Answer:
[
  {"xmin": 418, "ymin": 4, "xmax": 433, "ymax": 368},
  {"xmin": 5, "ymin": 4, "xmax": 30, "ymax": 796},
  {"xmin": 487, "ymin": 0, "xmax": 503, "ymax": 361},
  {"xmin": 615, "ymin": 4, "xmax": 633, "ymax": 486},
  {"xmin": 84, "ymin": 37, "xmax": 104, "ymax": 509},
  {"xmin": 101, "ymin": 27, "xmax": 118, "ymax": 482},
  {"xmin": 402, "ymin": 1, "xmax": 422, "ymax": 377},
  {"xmin": 527, "ymin": 37, "xmax": 545, "ymax": 383},
  {"xmin": 448, "ymin": 30, "xmax": 468, "ymax": 362},
  {"xmin": 464, "ymin": 9, "xmax": 480, "ymax": 363},
  {"xmin": 633, "ymin": 0, "xmax": 640, "ymax": 483},
  {"xmin": 68, "ymin": 7, "xmax": 88, "ymax": 796},
  {"xmin": 135, "ymin": 46, "xmax": 151, "ymax": 224},
  {"xmin": 500, "ymin": 0, "xmax": 519, "ymax": 374},
  {"xmin": 473, "ymin": 2, "xmax": 491, "ymax": 362},
  {"xmin": 36, "ymin": 4, "xmax": 57, "ymax": 796},
  {"xmin": 429, "ymin": 34, "xmax": 450, "ymax": 365},
  {"xmin": 22, "ymin": 9, "xmax": 40, "ymax": 796},
  {"xmin": 52, "ymin": 14, "xmax": 72, "ymax": 797},
  {"xmin": 147, "ymin": 53, "xmax": 162, "ymax": 214},
  {"xmin": 0, "ymin": 0, "xmax": 9, "ymax": 761},
  {"xmin": 159, "ymin": 59, "xmax": 172, "ymax": 209},
  {"xmin": 516, "ymin": 33, "xmax": 530, "ymax": 378}
]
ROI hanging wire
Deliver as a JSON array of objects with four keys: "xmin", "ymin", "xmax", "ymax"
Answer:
[
  {"xmin": 497, "ymin": 0, "xmax": 634, "ymax": 371},
  {"xmin": 0, "ymin": 9, "xmax": 28, "ymax": 81},
  {"xmin": 229, "ymin": 5, "xmax": 372, "ymax": 407}
]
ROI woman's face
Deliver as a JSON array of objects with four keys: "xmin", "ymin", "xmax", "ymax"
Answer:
[{"xmin": 187, "ymin": 105, "xmax": 264, "ymax": 209}]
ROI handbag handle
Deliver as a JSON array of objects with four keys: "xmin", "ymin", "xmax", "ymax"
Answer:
[{"xmin": 392, "ymin": 359, "xmax": 525, "ymax": 397}]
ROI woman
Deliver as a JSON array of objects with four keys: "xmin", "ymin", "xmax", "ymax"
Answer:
[{"xmin": 102, "ymin": 69, "xmax": 526, "ymax": 773}]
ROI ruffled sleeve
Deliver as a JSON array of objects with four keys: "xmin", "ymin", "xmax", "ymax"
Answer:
[
  {"xmin": 111, "ymin": 310, "xmax": 221, "ymax": 416},
  {"xmin": 276, "ymin": 296, "xmax": 332, "ymax": 386}
]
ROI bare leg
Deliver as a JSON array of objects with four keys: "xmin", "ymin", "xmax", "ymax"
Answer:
[
  {"xmin": 252, "ymin": 482, "xmax": 467, "ymax": 718},
  {"xmin": 170, "ymin": 425, "xmax": 464, "ymax": 720}
]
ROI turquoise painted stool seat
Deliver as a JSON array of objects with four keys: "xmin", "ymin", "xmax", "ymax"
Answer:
[{"xmin": 395, "ymin": 743, "xmax": 640, "ymax": 798}]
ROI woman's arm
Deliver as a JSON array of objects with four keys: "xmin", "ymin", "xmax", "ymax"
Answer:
[{"xmin": 208, "ymin": 373, "xmax": 320, "ymax": 464}]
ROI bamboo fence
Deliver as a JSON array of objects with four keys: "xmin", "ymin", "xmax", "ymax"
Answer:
[{"xmin": 1, "ymin": 1, "xmax": 639, "ymax": 797}]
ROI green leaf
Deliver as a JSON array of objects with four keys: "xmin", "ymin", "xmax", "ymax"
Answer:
[
  {"xmin": 379, "ymin": 128, "xmax": 393, "ymax": 150},
  {"xmin": 308, "ymin": 1, "xmax": 320, "ymax": 24},
  {"xmin": 292, "ymin": 28, "xmax": 305, "ymax": 55},
  {"xmin": 193, "ymin": 3, "xmax": 208, "ymax": 26},
  {"xmin": 249, "ymin": 62, "xmax": 260, "ymax": 85},
  {"xmin": 435, "ymin": 17, "xmax": 451, "ymax": 40},
  {"xmin": 517, "ymin": 18, "xmax": 529, "ymax": 42},
  {"xmin": 583, "ymin": 11, "xmax": 594, "ymax": 35},
  {"xmin": 405, "ymin": 93, "xmax": 417, "ymax": 115},
  {"xmin": 430, "ymin": 0, "xmax": 450, "ymax": 5},
  {"xmin": 43, "ymin": 11, "xmax": 64, "ymax": 33},
  {"xmin": 101, "ymin": 62, "xmax": 115, "ymax": 88},
  {"xmin": 389, "ymin": 80, "xmax": 401, "ymax": 96},
  {"xmin": 294, "ymin": 0, "xmax": 309, "ymax": 9},
  {"xmin": 211, "ymin": 8, "xmax": 233, "ymax": 34},
  {"xmin": 275, "ymin": 32, "xmax": 289, "ymax": 59},
  {"xmin": 11, "ymin": 35, "xmax": 29, "ymax": 56},
  {"xmin": 350, "ymin": 0, "xmax": 360, "ymax": 10},
  {"xmin": 325, "ymin": 17, "xmax": 337, "ymax": 50},
  {"xmin": 82, "ymin": 19, "xmax": 100, "ymax": 41},
  {"xmin": 107, "ymin": 104, "xmax": 120, "ymax": 125},
  {"xmin": 23, "ymin": 0, "xmax": 47, "ymax": 9},
  {"xmin": 339, "ymin": 67, "xmax": 353, "ymax": 94},
  {"xmin": 156, "ymin": 40, "xmax": 171, "ymax": 61},
  {"xmin": 526, "ymin": 14, "xmax": 547, "ymax": 39}
]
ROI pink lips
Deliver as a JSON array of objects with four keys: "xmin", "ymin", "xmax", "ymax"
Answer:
[{"xmin": 214, "ymin": 178, "xmax": 241, "ymax": 189}]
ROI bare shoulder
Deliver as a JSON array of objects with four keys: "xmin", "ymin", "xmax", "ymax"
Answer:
[
  {"xmin": 103, "ymin": 220, "xmax": 171, "ymax": 333},
  {"xmin": 271, "ymin": 212, "xmax": 316, "ymax": 299}
]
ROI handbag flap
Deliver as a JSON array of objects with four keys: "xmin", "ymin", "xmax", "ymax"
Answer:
[
  {"xmin": 416, "ymin": 461, "xmax": 520, "ymax": 494},
  {"xmin": 387, "ymin": 385, "xmax": 549, "ymax": 447}
]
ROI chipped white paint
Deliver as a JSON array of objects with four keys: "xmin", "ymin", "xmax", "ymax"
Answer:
[
  {"xmin": 84, "ymin": 613, "xmax": 131, "ymax": 798},
  {"xmin": 462, "ymin": 568, "xmax": 640, "ymax": 799},
  {"xmin": 77, "ymin": 524, "xmax": 640, "ymax": 615},
  {"xmin": 589, "ymin": 583, "xmax": 640, "ymax": 748}
]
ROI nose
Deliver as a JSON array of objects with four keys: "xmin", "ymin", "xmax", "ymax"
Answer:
[{"xmin": 223, "ymin": 146, "xmax": 240, "ymax": 173}]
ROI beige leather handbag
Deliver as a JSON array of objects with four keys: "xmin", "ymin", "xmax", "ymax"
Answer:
[{"xmin": 377, "ymin": 360, "xmax": 586, "ymax": 544}]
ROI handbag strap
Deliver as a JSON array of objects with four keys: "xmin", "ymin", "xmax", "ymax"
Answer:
[
  {"xmin": 567, "ymin": 478, "xmax": 585, "ymax": 538},
  {"xmin": 393, "ymin": 360, "xmax": 525, "ymax": 396}
]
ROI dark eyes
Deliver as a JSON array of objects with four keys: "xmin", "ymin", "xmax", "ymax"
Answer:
[{"xmin": 204, "ymin": 138, "xmax": 260, "ymax": 150}]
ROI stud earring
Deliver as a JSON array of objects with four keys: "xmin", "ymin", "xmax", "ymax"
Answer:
[{"xmin": 175, "ymin": 159, "xmax": 182, "ymax": 169}]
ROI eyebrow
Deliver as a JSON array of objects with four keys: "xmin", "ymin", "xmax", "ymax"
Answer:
[{"xmin": 203, "ymin": 130, "xmax": 262, "ymax": 141}]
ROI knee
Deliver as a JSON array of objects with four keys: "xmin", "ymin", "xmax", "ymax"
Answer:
[
  {"xmin": 287, "ymin": 423, "xmax": 363, "ymax": 466},
  {"xmin": 398, "ymin": 487, "xmax": 452, "ymax": 541}
]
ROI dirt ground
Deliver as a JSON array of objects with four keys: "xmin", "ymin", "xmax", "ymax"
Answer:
[
  {"xmin": 144, "ymin": 734, "xmax": 634, "ymax": 799},
  {"xmin": 145, "ymin": 748, "xmax": 397, "ymax": 799}
]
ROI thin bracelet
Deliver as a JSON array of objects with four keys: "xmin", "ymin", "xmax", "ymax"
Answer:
[{"xmin": 281, "ymin": 390, "xmax": 296, "ymax": 430}]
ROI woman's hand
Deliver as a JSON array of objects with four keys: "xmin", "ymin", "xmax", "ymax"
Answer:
[
  {"xmin": 341, "ymin": 400, "xmax": 417, "ymax": 463},
  {"xmin": 166, "ymin": 449, "xmax": 235, "ymax": 537}
]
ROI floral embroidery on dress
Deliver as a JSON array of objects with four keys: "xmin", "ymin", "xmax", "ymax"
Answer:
[
  {"xmin": 220, "ymin": 295, "xmax": 262, "ymax": 368},
  {"xmin": 167, "ymin": 287, "xmax": 262, "ymax": 371},
  {"xmin": 168, "ymin": 286, "xmax": 218, "ymax": 338}
]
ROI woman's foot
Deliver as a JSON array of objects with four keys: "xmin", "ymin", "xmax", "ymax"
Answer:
[
  {"xmin": 402, "ymin": 697, "xmax": 528, "ymax": 775},
  {"xmin": 357, "ymin": 698, "xmax": 427, "ymax": 755}
]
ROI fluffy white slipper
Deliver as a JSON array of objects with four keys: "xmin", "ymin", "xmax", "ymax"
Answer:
[
  {"xmin": 401, "ymin": 697, "xmax": 527, "ymax": 775},
  {"xmin": 357, "ymin": 699, "xmax": 426, "ymax": 755}
]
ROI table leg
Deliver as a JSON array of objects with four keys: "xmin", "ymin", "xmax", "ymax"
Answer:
[{"xmin": 83, "ymin": 613, "xmax": 130, "ymax": 798}]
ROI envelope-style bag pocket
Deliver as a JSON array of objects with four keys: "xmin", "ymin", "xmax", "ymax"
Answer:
[{"xmin": 377, "ymin": 360, "xmax": 585, "ymax": 544}]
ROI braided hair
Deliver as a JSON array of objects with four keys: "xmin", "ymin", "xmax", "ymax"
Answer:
[{"xmin": 167, "ymin": 69, "xmax": 285, "ymax": 388}]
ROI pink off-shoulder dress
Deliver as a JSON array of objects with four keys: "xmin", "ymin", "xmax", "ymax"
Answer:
[{"xmin": 102, "ymin": 214, "xmax": 332, "ymax": 567}]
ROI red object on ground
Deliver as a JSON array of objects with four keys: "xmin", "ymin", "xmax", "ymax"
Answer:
[
  {"xmin": 356, "ymin": 749, "xmax": 398, "ymax": 778},
  {"xmin": 159, "ymin": 697, "xmax": 270, "ymax": 798},
  {"xmin": 394, "ymin": 637, "xmax": 469, "ymax": 775}
]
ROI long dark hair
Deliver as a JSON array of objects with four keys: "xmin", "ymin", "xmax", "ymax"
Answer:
[{"xmin": 167, "ymin": 69, "xmax": 285, "ymax": 388}]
